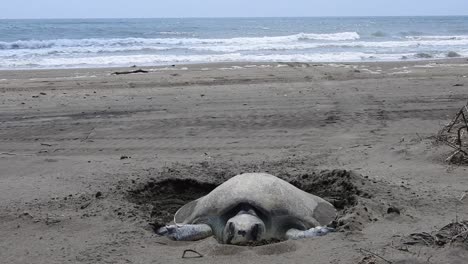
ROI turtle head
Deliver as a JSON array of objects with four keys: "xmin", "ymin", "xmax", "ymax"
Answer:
[{"xmin": 223, "ymin": 210, "xmax": 266, "ymax": 245}]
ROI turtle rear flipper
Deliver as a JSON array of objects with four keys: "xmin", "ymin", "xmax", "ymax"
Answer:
[{"xmin": 174, "ymin": 199, "xmax": 199, "ymax": 224}]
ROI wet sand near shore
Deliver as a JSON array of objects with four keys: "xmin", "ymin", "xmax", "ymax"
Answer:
[{"xmin": 1, "ymin": 59, "xmax": 468, "ymax": 263}]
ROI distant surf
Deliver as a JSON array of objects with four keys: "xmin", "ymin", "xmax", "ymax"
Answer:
[{"xmin": 1, "ymin": 17, "xmax": 468, "ymax": 69}]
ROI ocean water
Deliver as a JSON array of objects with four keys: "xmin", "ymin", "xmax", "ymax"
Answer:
[{"xmin": 1, "ymin": 17, "xmax": 468, "ymax": 69}]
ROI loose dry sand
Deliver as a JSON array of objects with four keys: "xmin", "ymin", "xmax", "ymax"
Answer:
[{"xmin": 1, "ymin": 60, "xmax": 468, "ymax": 263}]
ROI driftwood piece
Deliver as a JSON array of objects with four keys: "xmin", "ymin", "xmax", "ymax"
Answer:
[
  {"xmin": 359, "ymin": 248, "xmax": 393, "ymax": 264},
  {"xmin": 437, "ymin": 102, "xmax": 468, "ymax": 163},
  {"xmin": 112, "ymin": 69, "xmax": 149, "ymax": 75},
  {"xmin": 181, "ymin": 249, "xmax": 203, "ymax": 259}
]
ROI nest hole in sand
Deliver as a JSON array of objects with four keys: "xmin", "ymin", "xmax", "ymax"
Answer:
[{"xmin": 127, "ymin": 160, "xmax": 381, "ymax": 236}]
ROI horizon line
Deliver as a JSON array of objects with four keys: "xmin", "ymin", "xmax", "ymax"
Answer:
[{"xmin": 1, "ymin": 14, "xmax": 468, "ymax": 20}]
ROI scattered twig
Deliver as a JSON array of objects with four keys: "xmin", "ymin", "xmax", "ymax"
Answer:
[
  {"xmin": 450, "ymin": 230, "xmax": 468, "ymax": 244},
  {"xmin": 359, "ymin": 248, "xmax": 393, "ymax": 264},
  {"xmin": 80, "ymin": 201, "xmax": 92, "ymax": 210},
  {"xmin": 112, "ymin": 69, "xmax": 149, "ymax": 75},
  {"xmin": 415, "ymin": 133, "xmax": 423, "ymax": 141},
  {"xmin": 417, "ymin": 246, "xmax": 422, "ymax": 258},
  {"xmin": 405, "ymin": 221, "xmax": 468, "ymax": 247},
  {"xmin": 1, "ymin": 152, "xmax": 35, "ymax": 156},
  {"xmin": 446, "ymin": 150, "xmax": 462, "ymax": 163},
  {"xmin": 419, "ymin": 236, "xmax": 432, "ymax": 247},
  {"xmin": 182, "ymin": 249, "xmax": 203, "ymax": 259},
  {"xmin": 1, "ymin": 152, "xmax": 17, "ymax": 156},
  {"xmin": 460, "ymin": 192, "xmax": 467, "ymax": 202},
  {"xmin": 437, "ymin": 102, "xmax": 468, "ymax": 164},
  {"xmin": 81, "ymin": 127, "xmax": 95, "ymax": 142}
]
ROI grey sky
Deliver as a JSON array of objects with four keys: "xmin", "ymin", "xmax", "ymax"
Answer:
[{"xmin": 2, "ymin": 0, "xmax": 468, "ymax": 19}]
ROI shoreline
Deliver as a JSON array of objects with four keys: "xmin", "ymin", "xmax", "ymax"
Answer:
[{"xmin": 1, "ymin": 57, "xmax": 467, "ymax": 75}]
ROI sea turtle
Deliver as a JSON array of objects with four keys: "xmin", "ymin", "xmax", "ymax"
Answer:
[{"xmin": 157, "ymin": 173, "xmax": 336, "ymax": 245}]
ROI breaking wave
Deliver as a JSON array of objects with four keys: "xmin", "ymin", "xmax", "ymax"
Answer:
[
  {"xmin": 0, "ymin": 32, "xmax": 360, "ymax": 50},
  {"xmin": 2, "ymin": 35, "xmax": 468, "ymax": 57},
  {"xmin": 4, "ymin": 50, "xmax": 468, "ymax": 69},
  {"xmin": 0, "ymin": 52, "xmax": 391, "ymax": 69},
  {"xmin": 1, "ymin": 30, "xmax": 468, "ymax": 69}
]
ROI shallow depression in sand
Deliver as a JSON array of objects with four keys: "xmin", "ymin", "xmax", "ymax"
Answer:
[{"xmin": 126, "ymin": 160, "xmax": 394, "ymax": 249}]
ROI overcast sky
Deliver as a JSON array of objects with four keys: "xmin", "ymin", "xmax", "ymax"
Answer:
[{"xmin": 2, "ymin": 0, "xmax": 468, "ymax": 19}]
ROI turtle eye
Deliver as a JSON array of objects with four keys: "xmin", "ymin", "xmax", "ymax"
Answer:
[
  {"xmin": 251, "ymin": 224, "xmax": 261, "ymax": 241},
  {"xmin": 226, "ymin": 222, "xmax": 235, "ymax": 244},
  {"xmin": 228, "ymin": 222, "xmax": 235, "ymax": 235}
]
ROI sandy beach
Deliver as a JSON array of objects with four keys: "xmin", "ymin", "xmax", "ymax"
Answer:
[{"xmin": 1, "ymin": 59, "xmax": 468, "ymax": 263}]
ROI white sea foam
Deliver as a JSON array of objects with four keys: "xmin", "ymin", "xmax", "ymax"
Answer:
[
  {"xmin": 2, "ymin": 49, "xmax": 467, "ymax": 69},
  {"xmin": 406, "ymin": 35, "xmax": 468, "ymax": 41},
  {"xmin": 185, "ymin": 38, "xmax": 468, "ymax": 53},
  {"xmin": 220, "ymin": 66, "xmax": 244, "ymax": 70},
  {"xmin": 0, "ymin": 32, "xmax": 360, "ymax": 51},
  {"xmin": 2, "ymin": 30, "xmax": 468, "ymax": 69},
  {"xmin": 389, "ymin": 70, "xmax": 412, "ymax": 75},
  {"xmin": 0, "ymin": 52, "xmax": 410, "ymax": 69},
  {"xmin": 159, "ymin": 31, "xmax": 193, "ymax": 36},
  {"xmin": 359, "ymin": 69, "xmax": 382, "ymax": 74},
  {"xmin": 4, "ymin": 33, "xmax": 468, "ymax": 54},
  {"xmin": 3, "ymin": 35, "xmax": 468, "ymax": 58}
]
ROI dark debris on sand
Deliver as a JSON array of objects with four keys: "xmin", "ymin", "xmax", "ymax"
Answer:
[
  {"xmin": 243, "ymin": 238, "xmax": 283, "ymax": 247},
  {"xmin": 436, "ymin": 102, "xmax": 468, "ymax": 165},
  {"xmin": 404, "ymin": 221, "xmax": 468, "ymax": 248}
]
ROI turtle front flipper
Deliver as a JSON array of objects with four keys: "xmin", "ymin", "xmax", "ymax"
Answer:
[
  {"xmin": 157, "ymin": 224, "xmax": 213, "ymax": 241},
  {"xmin": 285, "ymin": 226, "xmax": 335, "ymax": 240}
]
